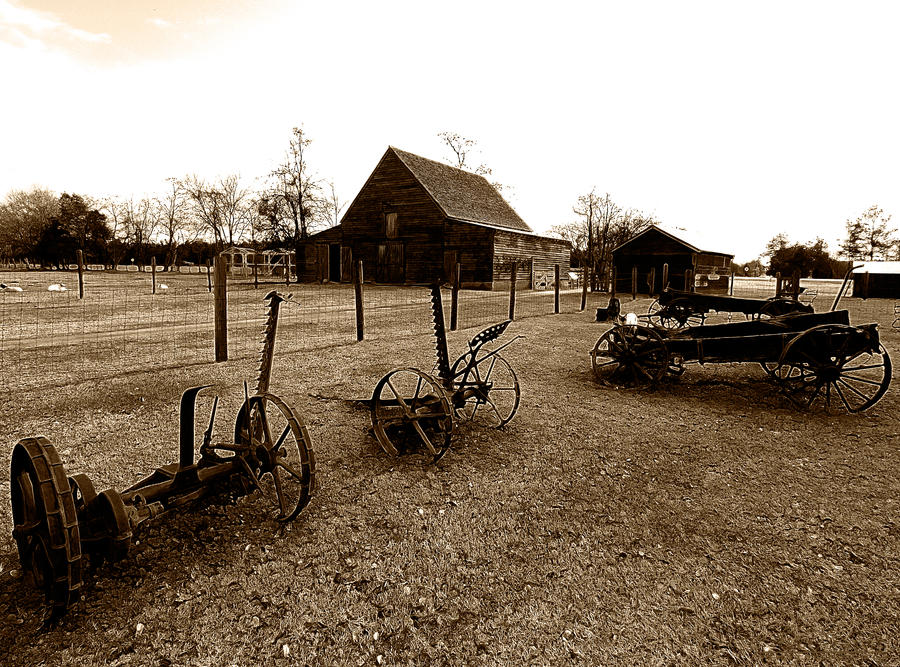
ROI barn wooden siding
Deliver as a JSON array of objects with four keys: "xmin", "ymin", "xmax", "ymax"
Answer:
[
  {"xmin": 493, "ymin": 229, "xmax": 571, "ymax": 289},
  {"xmin": 339, "ymin": 150, "xmax": 446, "ymax": 284}
]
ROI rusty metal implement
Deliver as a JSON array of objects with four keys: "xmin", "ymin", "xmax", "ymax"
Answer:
[
  {"xmin": 9, "ymin": 291, "xmax": 315, "ymax": 618},
  {"xmin": 369, "ymin": 283, "xmax": 522, "ymax": 463}
]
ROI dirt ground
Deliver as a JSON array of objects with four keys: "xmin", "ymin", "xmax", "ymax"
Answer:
[{"xmin": 0, "ymin": 306, "xmax": 898, "ymax": 665}]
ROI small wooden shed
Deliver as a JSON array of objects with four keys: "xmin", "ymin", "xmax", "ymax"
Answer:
[
  {"xmin": 612, "ymin": 226, "xmax": 734, "ymax": 295},
  {"xmin": 851, "ymin": 261, "xmax": 900, "ymax": 298},
  {"xmin": 297, "ymin": 147, "xmax": 570, "ymax": 289}
]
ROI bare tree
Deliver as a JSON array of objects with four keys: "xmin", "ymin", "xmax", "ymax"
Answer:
[
  {"xmin": 259, "ymin": 127, "xmax": 325, "ymax": 281},
  {"xmin": 156, "ymin": 178, "xmax": 190, "ymax": 270},
  {"xmin": 437, "ymin": 131, "xmax": 508, "ymax": 195},
  {"xmin": 323, "ymin": 181, "xmax": 345, "ymax": 228},
  {"xmin": 124, "ymin": 197, "xmax": 160, "ymax": 269},
  {"xmin": 181, "ymin": 175, "xmax": 229, "ymax": 251}
]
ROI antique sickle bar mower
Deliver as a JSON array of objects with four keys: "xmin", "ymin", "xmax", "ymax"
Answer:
[
  {"xmin": 369, "ymin": 283, "xmax": 522, "ymax": 463},
  {"xmin": 10, "ymin": 291, "xmax": 315, "ymax": 618}
]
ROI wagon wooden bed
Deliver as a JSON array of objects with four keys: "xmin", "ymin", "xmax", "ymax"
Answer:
[
  {"xmin": 646, "ymin": 288, "xmax": 813, "ymax": 328},
  {"xmin": 591, "ymin": 310, "xmax": 891, "ymax": 413}
]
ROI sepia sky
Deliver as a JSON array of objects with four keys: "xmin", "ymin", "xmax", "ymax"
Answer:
[{"xmin": 1, "ymin": 0, "xmax": 898, "ymax": 262}]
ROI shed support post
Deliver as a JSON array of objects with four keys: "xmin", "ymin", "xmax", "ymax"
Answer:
[
  {"xmin": 648, "ymin": 267, "xmax": 656, "ymax": 297},
  {"xmin": 554, "ymin": 264, "xmax": 560, "ymax": 314},
  {"xmin": 685, "ymin": 269, "xmax": 694, "ymax": 293},
  {"xmin": 355, "ymin": 260, "xmax": 365, "ymax": 341},
  {"xmin": 662, "ymin": 263, "xmax": 669, "ymax": 292},
  {"xmin": 631, "ymin": 266, "xmax": 638, "ymax": 300},
  {"xmin": 508, "ymin": 262, "xmax": 517, "ymax": 320},
  {"xmin": 862, "ymin": 271, "xmax": 870, "ymax": 300},
  {"xmin": 214, "ymin": 255, "xmax": 228, "ymax": 362}
]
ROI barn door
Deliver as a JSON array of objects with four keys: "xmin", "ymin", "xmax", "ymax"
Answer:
[
  {"xmin": 315, "ymin": 244, "xmax": 328, "ymax": 282},
  {"xmin": 340, "ymin": 246, "xmax": 352, "ymax": 282},
  {"xmin": 377, "ymin": 242, "xmax": 405, "ymax": 283}
]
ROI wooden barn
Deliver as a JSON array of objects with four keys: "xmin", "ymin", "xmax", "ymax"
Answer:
[
  {"xmin": 612, "ymin": 226, "xmax": 734, "ymax": 295},
  {"xmin": 298, "ymin": 147, "xmax": 570, "ymax": 289},
  {"xmin": 851, "ymin": 261, "xmax": 900, "ymax": 298}
]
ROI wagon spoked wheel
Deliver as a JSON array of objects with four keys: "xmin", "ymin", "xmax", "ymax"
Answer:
[
  {"xmin": 450, "ymin": 352, "xmax": 521, "ymax": 428},
  {"xmin": 775, "ymin": 324, "xmax": 892, "ymax": 413},
  {"xmin": 591, "ymin": 325, "xmax": 670, "ymax": 389},
  {"xmin": 646, "ymin": 299, "xmax": 664, "ymax": 325},
  {"xmin": 235, "ymin": 393, "xmax": 316, "ymax": 522},
  {"xmin": 371, "ymin": 368, "xmax": 454, "ymax": 463},
  {"xmin": 665, "ymin": 298, "xmax": 705, "ymax": 328},
  {"xmin": 10, "ymin": 437, "xmax": 82, "ymax": 617}
]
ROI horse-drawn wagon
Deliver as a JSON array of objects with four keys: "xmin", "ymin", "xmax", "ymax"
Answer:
[{"xmin": 591, "ymin": 309, "xmax": 891, "ymax": 413}]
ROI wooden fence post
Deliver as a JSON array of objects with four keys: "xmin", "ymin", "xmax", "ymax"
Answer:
[
  {"xmin": 648, "ymin": 267, "xmax": 656, "ymax": 297},
  {"xmin": 285, "ymin": 252, "xmax": 291, "ymax": 286},
  {"xmin": 253, "ymin": 254, "xmax": 258, "ymax": 289},
  {"xmin": 610, "ymin": 266, "xmax": 617, "ymax": 299},
  {"xmin": 554, "ymin": 264, "xmax": 560, "ymax": 314},
  {"xmin": 214, "ymin": 255, "xmax": 228, "ymax": 362},
  {"xmin": 662, "ymin": 263, "xmax": 669, "ymax": 292},
  {"xmin": 861, "ymin": 271, "xmax": 870, "ymax": 300},
  {"xmin": 508, "ymin": 262, "xmax": 518, "ymax": 321},
  {"xmin": 579, "ymin": 264, "xmax": 588, "ymax": 311},
  {"xmin": 775, "ymin": 272, "xmax": 782, "ymax": 297},
  {"xmin": 354, "ymin": 260, "xmax": 365, "ymax": 341},
  {"xmin": 76, "ymin": 249, "xmax": 84, "ymax": 299},
  {"xmin": 206, "ymin": 260, "xmax": 212, "ymax": 293},
  {"xmin": 151, "ymin": 256, "xmax": 157, "ymax": 294},
  {"xmin": 450, "ymin": 262, "xmax": 460, "ymax": 331},
  {"xmin": 792, "ymin": 270, "xmax": 801, "ymax": 300},
  {"xmin": 631, "ymin": 266, "xmax": 638, "ymax": 300}
]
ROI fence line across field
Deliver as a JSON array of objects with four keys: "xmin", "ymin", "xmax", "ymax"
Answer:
[{"xmin": 2, "ymin": 268, "xmax": 897, "ymax": 396}]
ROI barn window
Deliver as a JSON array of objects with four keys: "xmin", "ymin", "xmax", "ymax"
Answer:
[{"xmin": 385, "ymin": 212, "xmax": 398, "ymax": 238}]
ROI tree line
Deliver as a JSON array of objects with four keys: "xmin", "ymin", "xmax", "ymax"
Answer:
[
  {"xmin": 758, "ymin": 205, "xmax": 897, "ymax": 279},
  {"xmin": 0, "ymin": 127, "xmax": 343, "ymax": 272}
]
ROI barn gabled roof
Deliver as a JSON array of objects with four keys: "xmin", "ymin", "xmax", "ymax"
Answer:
[
  {"xmin": 388, "ymin": 147, "xmax": 533, "ymax": 233},
  {"xmin": 613, "ymin": 225, "xmax": 733, "ymax": 258}
]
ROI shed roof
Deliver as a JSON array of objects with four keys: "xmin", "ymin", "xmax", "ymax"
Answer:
[
  {"xmin": 851, "ymin": 261, "xmax": 900, "ymax": 275},
  {"xmin": 613, "ymin": 225, "xmax": 733, "ymax": 258},
  {"xmin": 389, "ymin": 147, "xmax": 532, "ymax": 233}
]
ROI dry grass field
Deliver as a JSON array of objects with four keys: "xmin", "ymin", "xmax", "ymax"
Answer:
[{"xmin": 0, "ymin": 283, "xmax": 898, "ymax": 665}]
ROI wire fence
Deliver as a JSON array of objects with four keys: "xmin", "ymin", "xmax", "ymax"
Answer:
[
  {"xmin": 0, "ymin": 270, "xmax": 607, "ymax": 396},
  {"xmin": 2, "ymin": 270, "xmax": 897, "ymax": 397}
]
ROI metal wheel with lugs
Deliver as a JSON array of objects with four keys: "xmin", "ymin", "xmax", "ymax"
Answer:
[{"xmin": 10, "ymin": 437, "xmax": 83, "ymax": 617}]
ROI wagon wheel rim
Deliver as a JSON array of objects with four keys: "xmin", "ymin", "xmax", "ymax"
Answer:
[
  {"xmin": 10, "ymin": 438, "xmax": 82, "ymax": 617},
  {"xmin": 235, "ymin": 394, "xmax": 316, "ymax": 522},
  {"xmin": 371, "ymin": 368, "xmax": 454, "ymax": 464},
  {"xmin": 591, "ymin": 325, "xmax": 669, "ymax": 389},
  {"xmin": 776, "ymin": 324, "xmax": 892, "ymax": 413},
  {"xmin": 451, "ymin": 353, "xmax": 521, "ymax": 427}
]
